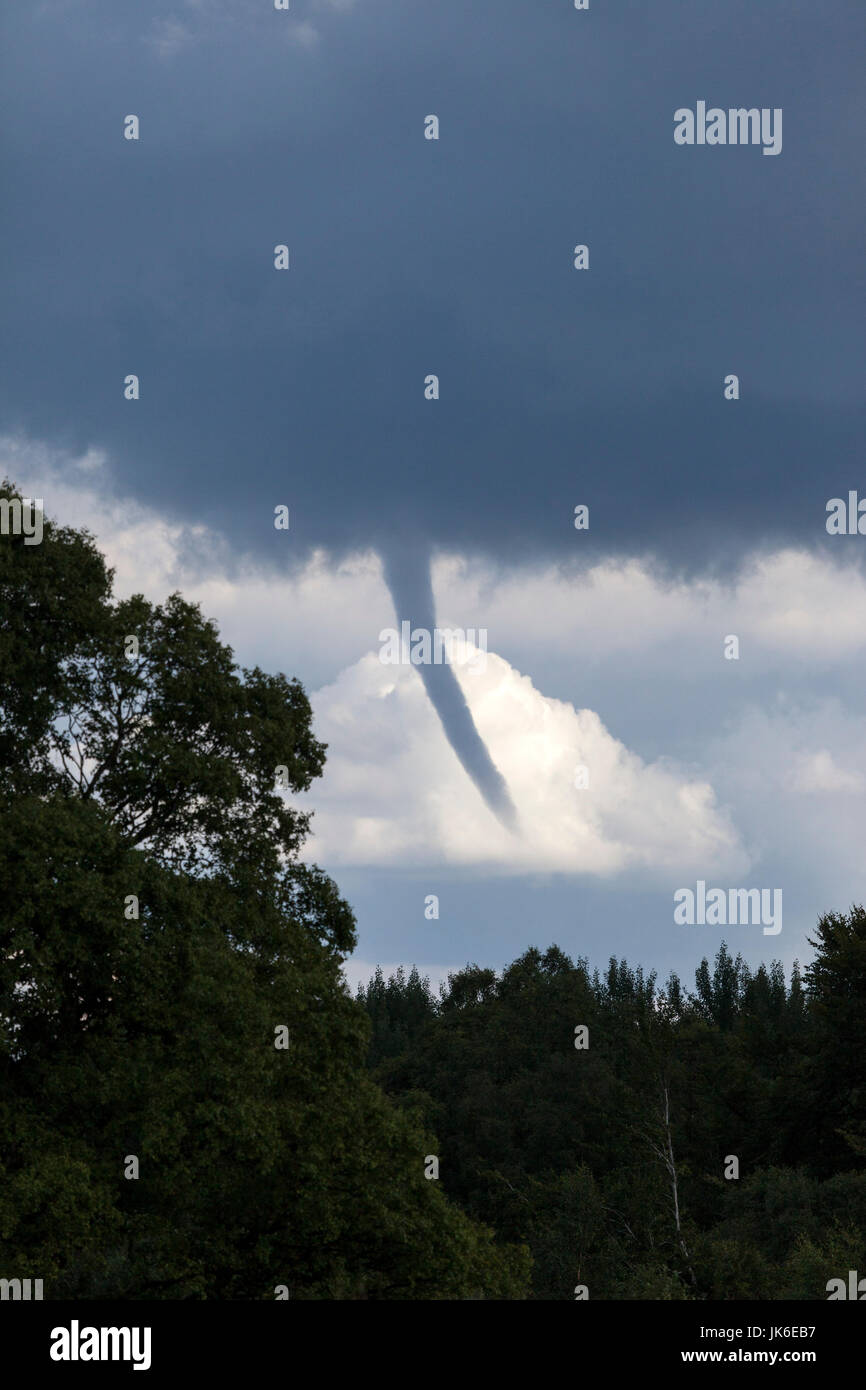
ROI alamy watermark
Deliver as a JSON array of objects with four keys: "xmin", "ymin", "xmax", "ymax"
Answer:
[
  {"xmin": 674, "ymin": 881, "xmax": 782, "ymax": 936},
  {"xmin": 379, "ymin": 622, "xmax": 488, "ymax": 672},
  {"xmin": 827, "ymin": 1271, "xmax": 866, "ymax": 1299},
  {"xmin": 0, "ymin": 496, "xmax": 43, "ymax": 545},
  {"xmin": 50, "ymin": 1321, "xmax": 152, "ymax": 1371},
  {"xmin": 826, "ymin": 493, "xmax": 866, "ymax": 534},
  {"xmin": 0, "ymin": 1277, "xmax": 43, "ymax": 1300},
  {"xmin": 674, "ymin": 103, "xmax": 782, "ymax": 156}
]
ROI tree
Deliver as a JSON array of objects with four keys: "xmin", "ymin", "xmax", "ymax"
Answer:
[
  {"xmin": 0, "ymin": 485, "xmax": 529, "ymax": 1299},
  {"xmin": 803, "ymin": 905, "xmax": 866, "ymax": 1170},
  {"xmin": 0, "ymin": 479, "xmax": 109, "ymax": 780}
]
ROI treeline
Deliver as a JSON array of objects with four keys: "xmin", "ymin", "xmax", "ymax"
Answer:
[{"xmin": 357, "ymin": 924, "xmax": 866, "ymax": 1299}]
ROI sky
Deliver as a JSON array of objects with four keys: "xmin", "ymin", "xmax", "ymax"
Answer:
[{"xmin": 2, "ymin": 0, "xmax": 865, "ymax": 992}]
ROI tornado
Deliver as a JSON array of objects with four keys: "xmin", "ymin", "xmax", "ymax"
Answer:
[{"xmin": 382, "ymin": 546, "xmax": 518, "ymax": 832}]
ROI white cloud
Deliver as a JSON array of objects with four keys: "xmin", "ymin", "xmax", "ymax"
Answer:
[
  {"xmin": 137, "ymin": 0, "xmax": 354, "ymax": 56},
  {"xmin": 287, "ymin": 20, "xmax": 320, "ymax": 49},
  {"xmin": 435, "ymin": 549, "xmax": 866, "ymax": 671},
  {"xmin": 146, "ymin": 18, "xmax": 194, "ymax": 60},
  {"xmin": 703, "ymin": 699, "xmax": 866, "ymax": 900},
  {"xmin": 6, "ymin": 432, "xmax": 866, "ymax": 889},
  {"xmin": 298, "ymin": 645, "xmax": 746, "ymax": 877},
  {"xmin": 788, "ymin": 749, "xmax": 864, "ymax": 796}
]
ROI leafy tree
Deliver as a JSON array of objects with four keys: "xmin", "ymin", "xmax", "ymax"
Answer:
[
  {"xmin": 804, "ymin": 905, "xmax": 866, "ymax": 1169},
  {"xmin": 0, "ymin": 480, "xmax": 109, "ymax": 780},
  {"xmin": 0, "ymin": 485, "xmax": 529, "ymax": 1299}
]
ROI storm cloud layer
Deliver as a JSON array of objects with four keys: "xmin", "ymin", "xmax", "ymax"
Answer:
[{"xmin": 1, "ymin": 0, "xmax": 863, "ymax": 578}]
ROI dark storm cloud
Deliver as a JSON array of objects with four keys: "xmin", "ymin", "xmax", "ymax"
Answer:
[{"xmin": 2, "ymin": 0, "xmax": 863, "ymax": 576}]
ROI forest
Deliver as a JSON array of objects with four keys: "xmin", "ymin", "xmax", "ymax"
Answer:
[{"xmin": 357, "ymin": 926, "xmax": 866, "ymax": 1298}]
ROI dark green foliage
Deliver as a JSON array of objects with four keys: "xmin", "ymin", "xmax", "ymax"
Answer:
[
  {"xmin": 0, "ymin": 481, "xmax": 110, "ymax": 781},
  {"xmin": 803, "ymin": 906, "xmax": 866, "ymax": 1170},
  {"xmin": 360, "ymin": 928, "xmax": 866, "ymax": 1299},
  {"xmin": 0, "ymin": 485, "xmax": 529, "ymax": 1300}
]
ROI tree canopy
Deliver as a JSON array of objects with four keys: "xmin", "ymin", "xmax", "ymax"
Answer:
[
  {"xmin": 0, "ymin": 482, "xmax": 529, "ymax": 1299},
  {"xmin": 358, "ymin": 931, "xmax": 866, "ymax": 1299}
]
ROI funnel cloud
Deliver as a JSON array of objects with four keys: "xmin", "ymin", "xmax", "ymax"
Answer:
[{"xmin": 383, "ymin": 546, "xmax": 518, "ymax": 830}]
